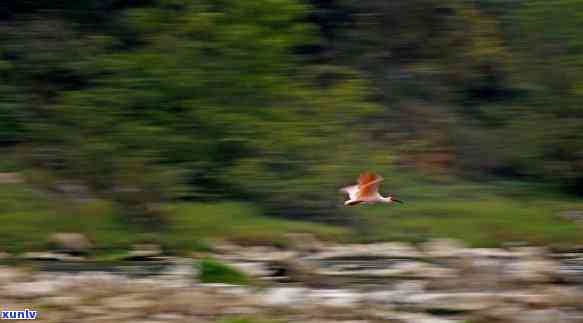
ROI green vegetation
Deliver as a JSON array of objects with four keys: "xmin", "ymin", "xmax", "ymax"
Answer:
[
  {"xmin": 353, "ymin": 177, "xmax": 583, "ymax": 247},
  {"xmin": 358, "ymin": 199, "xmax": 583, "ymax": 247},
  {"xmin": 164, "ymin": 202, "xmax": 348, "ymax": 250},
  {"xmin": 1, "ymin": 0, "xmax": 583, "ymax": 253},
  {"xmin": 0, "ymin": 182, "xmax": 139, "ymax": 254},
  {"xmin": 1, "ymin": 179, "xmax": 582, "ymax": 253},
  {"xmin": 0, "ymin": 181, "xmax": 346, "ymax": 254},
  {"xmin": 198, "ymin": 258, "xmax": 251, "ymax": 285}
]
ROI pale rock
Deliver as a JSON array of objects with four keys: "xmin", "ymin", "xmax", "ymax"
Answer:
[
  {"xmin": 150, "ymin": 313, "xmax": 185, "ymax": 321},
  {"xmin": 420, "ymin": 239, "xmax": 466, "ymax": 258},
  {"xmin": 125, "ymin": 243, "xmax": 164, "ymax": 260},
  {"xmin": 397, "ymin": 292, "xmax": 499, "ymax": 312},
  {"xmin": 394, "ymin": 280, "xmax": 427, "ymax": 293},
  {"xmin": 226, "ymin": 261, "xmax": 272, "ymax": 277},
  {"xmin": 222, "ymin": 306, "xmax": 259, "ymax": 315},
  {"xmin": 306, "ymin": 242, "xmax": 423, "ymax": 260},
  {"xmin": 537, "ymin": 286, "xmax": 583, "ymax": 307},
  {"xmin": 380, "ymin": 311, "xmax": 461, "ymax": 323},
  {"xmin": 223, "ymin": 247, "xmax": 297, "ymax": 262},
  {"xmin": 39, "ymin": 295, "xmax": 82, "ymax": 308},
  {"xmin": 461, "ymin": 248, "xmax": 520, "ymax": 258},
  {"xmin": 48, "ymin": 232, "xmax": 93, "ymax": 254},
  {"xmin": 510, "ymin": 247, "xmax": 549, "ymax": 258},
  {"xmin": 515, "ymin": 309, "xmax": 566, "ymax": 323},
  {"xmin": 3, "ymin": 280, "xmax": 62, "ymax": 298},
  {"xmin": 362, "ymin": 290, "xmax": 405, "ymax": 305},
  {"xmin": 261, "ymin": 287, "xmax": 310, "ymax": 306},
  {"xmin": 505, "ymin": 258, "xmax": 560, "ymax": 284},
  {"xmin": 20, "ymin": 251, "xmax": 84, "ymax": 261},
  {"xmin": 0, "ymin": 266, "xmax": 27, "ymax": 282},
  {"xmin": 75, "ymin": 306, "xmax": 108, "ymax": 316},
  {"xmin": 101, "ymin": 295, "xmax": 155, "ymax": 310},
  {"xmin": 309, "ymin": 289, "xmax": 362, "ymax": 307},
  {"xmin": 500, "ymin": 291, "xmax": 553, "ymax": 308},
  {"xmin": 318, "ymin": 260, "xmax": 456, "ymax": 279}
]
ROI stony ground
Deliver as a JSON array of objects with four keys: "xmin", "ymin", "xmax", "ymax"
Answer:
[{"xmin": 2, "ymin": 238, "xmax": 583, "ymax": 323}]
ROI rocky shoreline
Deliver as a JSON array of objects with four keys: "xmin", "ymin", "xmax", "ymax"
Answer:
[{"xmin": 2, "ymin": 238, "xmax": 583, "ymax": 322}]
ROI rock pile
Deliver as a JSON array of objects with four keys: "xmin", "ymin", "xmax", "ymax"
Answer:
[{"xmin": 1, "ymin": 238, "xmax": 583, "ymax": 323}]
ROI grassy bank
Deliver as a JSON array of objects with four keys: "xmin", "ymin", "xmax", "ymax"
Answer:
[
  {"xmin": 0, "ymin": 181, "xmax": 347, "ymax": 254},
  {"xmin": 353, "ymin": 198, "xmax": 583, "ymax": 247},
  {"xmin": 1, "ymin": 178, "xmax": 582, "ymax": 254},
  {"xmin": 351, "ymin": 177, "xmax": 583, "ymax": 247}
]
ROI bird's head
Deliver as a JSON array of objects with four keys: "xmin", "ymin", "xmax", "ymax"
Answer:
[{"xmin": 387, "ymin": 194, "xmax": 404, "ymax": 204}]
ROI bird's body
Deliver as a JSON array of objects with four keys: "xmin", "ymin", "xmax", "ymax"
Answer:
[{"xmin": 340, "ymin": 172, "xmax": 403, "ymax": 206}]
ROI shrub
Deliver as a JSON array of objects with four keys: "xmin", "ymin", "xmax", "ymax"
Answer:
[{"xmin": 198, "ymin": 258, "xmax": 251, "ymax": 285}]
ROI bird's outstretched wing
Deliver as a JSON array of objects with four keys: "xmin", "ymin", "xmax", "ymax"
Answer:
[
  {"xmin": 340, "ymin": 185, "xmax": 359, "ymax": 200},
  {"xmin": 356, "ymin": 172, "xmax": 383, "ymax": 199}
]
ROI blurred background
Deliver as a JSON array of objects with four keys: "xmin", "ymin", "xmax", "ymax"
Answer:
[
  {"xmin": 4, "ymin": 2, "xmax": 583, "ymax": 323},
  {"xmin": 1, "ymin": 0, "xmax": 583, "ymax": 255}
]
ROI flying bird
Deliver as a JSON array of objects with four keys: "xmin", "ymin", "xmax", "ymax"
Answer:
[{"xmin": 340, "ymin": 172, "xmax": 403, "ymax": 206}]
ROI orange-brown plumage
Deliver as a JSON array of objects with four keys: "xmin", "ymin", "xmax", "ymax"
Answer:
[{"xmin": 356, "ymin": 172, "xmax": 383, "ymax": 199}]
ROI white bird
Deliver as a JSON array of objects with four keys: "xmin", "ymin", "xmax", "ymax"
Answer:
[{"xmin": 340, "ymin": 172, "xmax": 403, "ymax": 206}]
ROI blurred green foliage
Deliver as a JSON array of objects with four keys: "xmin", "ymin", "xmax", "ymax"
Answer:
[
  {"xmin": 1, "ymin": 176, "xmax": 581, "ymax": 253},
  {"xmin": 0, "ymin": 181, "xmax": 347, "ymax": 254},
  {"xmin": 1, "ymin": 0, "xmax": 387, "ymax": 223},
  {"xmin": 0, "ymin": 0, "xmax": 583, "ymax": 242},
  {"xmin": 198, "ymin": 257, "xmax": 251, "ymax": 285}
]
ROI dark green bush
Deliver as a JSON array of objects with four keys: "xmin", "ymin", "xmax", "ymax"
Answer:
[{"xmin": 198, "ymin": 258, "xmax": 251, "ymax": 285}]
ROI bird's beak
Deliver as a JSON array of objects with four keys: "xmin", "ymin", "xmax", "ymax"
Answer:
[{"xmin": 393, "ymin": 199, "xmax": 404, "ymax": 204}]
